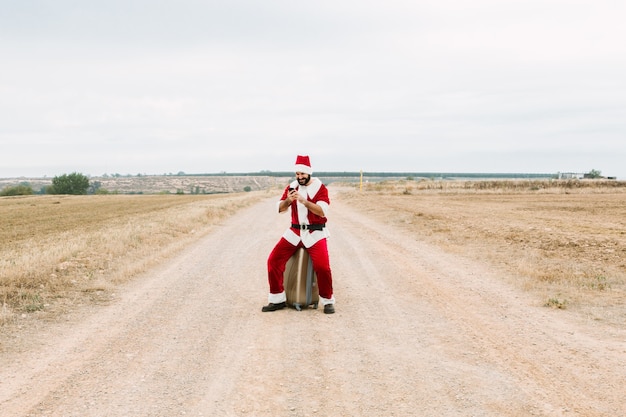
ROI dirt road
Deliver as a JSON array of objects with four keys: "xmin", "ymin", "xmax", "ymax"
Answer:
[{"xmin": 1, "ymin": 195, "xmax": 624, "ymax": 416}]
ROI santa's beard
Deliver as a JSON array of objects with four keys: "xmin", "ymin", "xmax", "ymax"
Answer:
[{"xmin": 297, "ymin": 175, "xmax": 311, "ymax": 186}]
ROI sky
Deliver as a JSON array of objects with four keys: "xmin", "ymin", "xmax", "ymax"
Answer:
[{"xmin": 1, "ymin": 0, "xmax": 625, "ymax": 178}]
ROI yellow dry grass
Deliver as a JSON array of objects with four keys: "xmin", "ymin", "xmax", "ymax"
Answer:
[
  {"xmin": 1, "ymin": 191, "xmax": 270, "ymax": 325},
  {"xmin": 336, "ymin": 179, "xmax": 626, "ymax": 325}
]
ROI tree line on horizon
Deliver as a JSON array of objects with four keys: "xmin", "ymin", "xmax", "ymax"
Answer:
[{"xmin": 0, "ymin": 169, "xmax": 612, "ymax": 197}]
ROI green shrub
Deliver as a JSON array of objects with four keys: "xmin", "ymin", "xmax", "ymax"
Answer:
[
  {"xmin": 50, "ymin": 172, "xmax": 90, "ymax": 195},
  {"xmin": 1, "ymin": 184, "xmax": 34, "ymax": 196}
]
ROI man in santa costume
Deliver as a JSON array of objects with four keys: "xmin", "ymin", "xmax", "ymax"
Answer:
[{"xmin": 262, "ymin": 155, "xmax": 335, "ymax": 314}]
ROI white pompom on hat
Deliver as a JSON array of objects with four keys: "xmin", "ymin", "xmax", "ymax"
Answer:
[{"xmin": 294, "ymin": 155, "xmax": 313, "ymax": 174}]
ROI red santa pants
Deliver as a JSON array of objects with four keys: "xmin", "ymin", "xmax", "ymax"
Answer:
[{"xmin": 267, "ymin": 237, "xmax": 333, "ymax": 301}]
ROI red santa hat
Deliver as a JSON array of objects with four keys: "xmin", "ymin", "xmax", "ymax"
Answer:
[{"xmin": 294, "ymin": 155, "xmax": 313, "ymax": 174}]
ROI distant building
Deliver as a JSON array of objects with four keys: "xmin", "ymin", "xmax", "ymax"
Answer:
[{"xmin": 557, "ymin": 172, "xmax": 584, "ymax": 179}]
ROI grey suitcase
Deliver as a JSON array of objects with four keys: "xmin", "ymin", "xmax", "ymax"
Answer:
[{"xmin": 284, "ymin": 248, "xmax": 319, "ymax": 310}]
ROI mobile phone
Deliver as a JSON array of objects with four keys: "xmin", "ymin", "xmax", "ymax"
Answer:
[{"xmin": 288, "ymin": 187, "xmax": 295, "ymax": 192}]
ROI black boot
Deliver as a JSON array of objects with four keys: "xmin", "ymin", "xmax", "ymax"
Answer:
[{"xmin": 262, "ymin": 302, "xmax": 287, "ymax": 312}]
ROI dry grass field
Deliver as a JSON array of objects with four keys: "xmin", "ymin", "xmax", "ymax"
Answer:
[
  {"xmin": 0, "ymin": 191, "xmax": 272, "ymax": 325},
  {"xmin": 337, "ymin": 179, "xmax": 626, "ymax": 325}
]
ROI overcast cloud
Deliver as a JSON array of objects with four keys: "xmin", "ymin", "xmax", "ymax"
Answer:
[{"xmin": 1, "ymin": 0, "xmax": 625, "ymax": 178}]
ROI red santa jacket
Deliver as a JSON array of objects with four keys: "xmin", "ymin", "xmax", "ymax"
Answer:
[{"xmin": 279, "ymin": 177, "xmax": 330, "ymax": 248}]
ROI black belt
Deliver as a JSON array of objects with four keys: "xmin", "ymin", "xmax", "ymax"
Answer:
[{"xmin": 292, "ymin": 223, "xmax": 326, "ymax": 231}]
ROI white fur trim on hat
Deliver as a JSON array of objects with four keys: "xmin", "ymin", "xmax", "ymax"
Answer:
[{"xmin": 294, "ymin": 164, "xmax": 312, "ymax": 174}]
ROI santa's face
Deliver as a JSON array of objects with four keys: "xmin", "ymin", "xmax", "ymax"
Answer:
[{"xmin": 296, "ymin": 172, "xmax": 311, "ymax": 186}]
